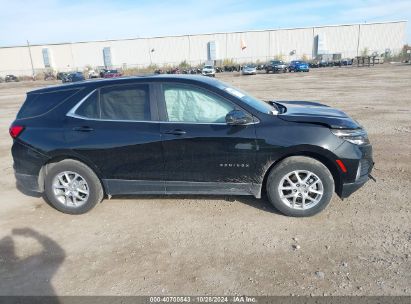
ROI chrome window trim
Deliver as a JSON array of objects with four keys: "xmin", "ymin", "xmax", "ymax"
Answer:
[
  {"xmin": 66, "ymin": 89, "xmax": 97, "ymax": 118},
  {"xmin": 66, "ymin": 88, "xmax": 259, "ymax": 125}
]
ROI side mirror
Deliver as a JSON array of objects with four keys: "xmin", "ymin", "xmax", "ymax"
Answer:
[{"xmin": 225, "ymin": 110, "xmax": 253, "ymax": 125}]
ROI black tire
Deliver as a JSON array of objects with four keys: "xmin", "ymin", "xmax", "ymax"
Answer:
[
  {"xmin": 266, "ymin": 156, "xmax": 334, "ymax": 217},
  {"xmin": 44, "ymin": 159, "xmax": 104, "ymax": 214}
]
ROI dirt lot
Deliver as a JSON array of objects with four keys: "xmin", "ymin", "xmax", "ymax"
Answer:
[{"xmin": 0, "ymin": 64, "xmax": 410, "ymax": 296}]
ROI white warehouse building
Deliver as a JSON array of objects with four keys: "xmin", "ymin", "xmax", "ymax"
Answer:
[{"xmin": 0, "ymin": 20, "xmax": 407, "ymax": 76}]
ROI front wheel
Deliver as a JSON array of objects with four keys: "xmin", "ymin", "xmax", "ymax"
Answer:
[
  {"xmin": 44, "ymin": 159, "xmax": 104, "ymax": 214},
  {"xmin": 266, "ymin": 156, "xmax": 334, "ymax": 217}
]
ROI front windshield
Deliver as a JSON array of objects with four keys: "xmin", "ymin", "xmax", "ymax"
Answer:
[
  {"xmin": 204, "ymin": 66, "xmax": 213, "ymax": 69},
  {"xmin": 217, "ymin": 81, "xmax": 276, "ymax": 114}
]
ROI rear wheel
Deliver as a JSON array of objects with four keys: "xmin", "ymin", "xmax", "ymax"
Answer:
[
  {"xmin": 44, "ymin": 159, "xmax": 104, "ymax": 214},
  {"xmin": 266, "ymin": 156, "xmax": 334, "ymax": 217}
]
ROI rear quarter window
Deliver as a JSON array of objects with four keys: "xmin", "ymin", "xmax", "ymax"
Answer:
[{"xmin": 17, "ymin": 89, "xmax": 80, "ymax": 119}]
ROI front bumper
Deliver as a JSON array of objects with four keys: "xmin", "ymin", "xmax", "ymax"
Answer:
[
  {"xmin": 340, "ymin": 175, "xmax": 369, "ymax": 198},
  {"xmin": 335, "ymin": 143, "xmax": 374, "ymax": 198},
  {"xmin": 202, "ymin": 72, "xmax": 215, "ymax": 77}
]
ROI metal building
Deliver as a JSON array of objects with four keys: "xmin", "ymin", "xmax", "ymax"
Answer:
[{"xmin": 0, "ymin": 20, "xmax": 406, "ymax": 76}]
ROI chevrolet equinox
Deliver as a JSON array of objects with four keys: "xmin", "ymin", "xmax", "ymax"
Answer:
[{"xmin": 10, "ymin": 75, "xmax": 373, "ymax": 216}]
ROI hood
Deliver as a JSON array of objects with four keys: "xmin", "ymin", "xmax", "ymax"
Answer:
[{"xmin": 273, "ymin": 101, "xmax": 361, "ymax": 129}]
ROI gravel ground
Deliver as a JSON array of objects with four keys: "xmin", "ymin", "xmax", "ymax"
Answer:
[{"xmin": 0, "ymin": 64, "xmax": 410, "ymax": 296}]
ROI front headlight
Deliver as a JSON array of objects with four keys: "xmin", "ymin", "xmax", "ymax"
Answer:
[{"xmin": 331, "ymin": 128, "xmax": 370, "ymax": 145}]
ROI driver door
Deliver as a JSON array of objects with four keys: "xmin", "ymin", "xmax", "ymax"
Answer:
[{"xmin": 158, "ymin": 83, "xmax": 258, "ymax": 192}]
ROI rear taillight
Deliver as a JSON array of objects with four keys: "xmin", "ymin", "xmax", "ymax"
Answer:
[{"xmin": 9, "ymin": 125, "xmax": 24, "ymax": 138}]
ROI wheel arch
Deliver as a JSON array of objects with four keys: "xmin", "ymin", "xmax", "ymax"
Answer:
[
  {"xmin": 38, "ymin": 154, "xmax": 107, "ymax": 195},
  {"xmin": 260, "ymin": 151, "xmax": 343, "ymax": 197}
]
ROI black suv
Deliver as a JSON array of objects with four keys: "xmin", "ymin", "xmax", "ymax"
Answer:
[
  {"xmin": 10, "ymin": 75, "xmax": 373, "ymax": 216},
  {"xmin": 265, "ymin": 60, "xmax": 288, "ymax": 73}
]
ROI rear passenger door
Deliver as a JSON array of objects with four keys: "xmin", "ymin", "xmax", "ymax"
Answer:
[{"xmin": 65, "ymin": 83, "xmax": 164, "ymax": 194}]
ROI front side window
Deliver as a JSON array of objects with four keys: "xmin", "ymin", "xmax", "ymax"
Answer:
[
  {"xmin": 163, "ymin": 84, "xmax": 234, "ymax": 123},
  {"xmin": 74, "ymin": 84, "xmax": 150, "ymax": 121}
]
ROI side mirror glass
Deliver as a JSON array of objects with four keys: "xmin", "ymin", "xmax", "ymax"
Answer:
[{"xmin": 225, "ymin": 110, "xmax": 253, "ymax": 125}]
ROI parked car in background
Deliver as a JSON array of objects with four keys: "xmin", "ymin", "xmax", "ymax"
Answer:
[
  {"xmin": 309, "ymin": 61, "xmax": 320, "ymax": 68},
  {"xmin": 265, "ymin": 60, "xmax": 288, "ymax": 73},
  {"xmin": 62, "ymin": 72, "xmax": 85, "ymax": 83},
  {"xmin": 288, "ymin": 61, "xmax": 310, "ymax": 72},
  {"xmin": 100, "ymin": 69, "xmax": 122, "ymax": 78},
  {"xmin": 5, "ymin": 75, "xmax": 19, "ymax": 82},
  {"xmin": 57, "ymin": 72, "xmax": 68, "ymax": 80},
  {"xmin": 88, "ymin": 70, "xmax": 99, "ymax": 79},
  {"xmin": 166, "ymin": 67, "xmax": 181, "ymax": 74},
  {"xmin": 256, "ymin": 64, "xmax": 265, "ymax": 71},
  {"xmin": 319, "ymin": 61, "xmax": 333, "ymax": 68},
  {"xmin": 202, "ymin": 65, "xmax": 216, "ymax": 77},
  {"xmin": 215, "ymin": 67, "xmax": 223, "ymax": 73},
  {"xmin": 242, "ymin": 64, "xmax": 257, "ymax": 75},
  {"xmin": 341, "ymin": 58, "xmax": 353, "ymax": 66},
  {"xmin": 224, "ymin": 65, "xmax": 238, "ymax": 72},
  {"xmin": 10, "ymin": 75, "xmax": 373, "ymax": 216}
]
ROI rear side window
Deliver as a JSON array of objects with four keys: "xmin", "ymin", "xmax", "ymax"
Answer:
[
  {"xmin": 17, "ymin": 89, "xmax": 79, "ymax": 119},
  {"xmin": 74, "ymin": 84, "xmax": 150, "ymax": 121},
  {"xmin": 100, "ymin": 85, "xmax": 150, "ymax": 120},
  {"xmin": 75, "ymin": 91, "xmax": 99, "ymax": 119}
]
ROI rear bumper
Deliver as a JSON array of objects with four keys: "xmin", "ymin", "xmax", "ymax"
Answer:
[
  {"xmin": 15, "ymin": 172, "xmax": 41, "ymax": 193},
  {"xmin": 12, "ymin": 140, "xmax": 48, "ymax": 195}
]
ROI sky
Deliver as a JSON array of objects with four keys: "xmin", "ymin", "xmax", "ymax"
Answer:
[{"xmin": 0, "ymin": 0, "xmax": 409, "ymax": 47}]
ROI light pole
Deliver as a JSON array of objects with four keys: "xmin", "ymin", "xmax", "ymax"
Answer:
[{"xmin": 27, "ymin": 40, "xmax": 35, "ymax": 80}]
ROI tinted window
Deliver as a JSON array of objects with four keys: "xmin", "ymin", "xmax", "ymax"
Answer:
[
  {"xmin": 163, "ymin": 84, "xmax": 234, "ymax": 123},
  {"xmin": 17, "ymin": 89, "xmax": 79, "ymax": 119},
  {"xmin": 100, "ymin": 85, "xmax": 150, "ymax": 121},
  {"xmin": 75, "ymin": 91, "xmax": 99, "ymax": 119},
  {"xmin": 74, "ymin": 85, "xmax": 151, "ymax": 121}
]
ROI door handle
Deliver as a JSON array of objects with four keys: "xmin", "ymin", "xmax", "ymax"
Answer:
[
  {"xmin": 163, "ymin": 129, "xmax": 186, "ymax": 136},
  {"xmin": 72, "ymin": 126, "xmax": 94, "ymax": 132}
]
